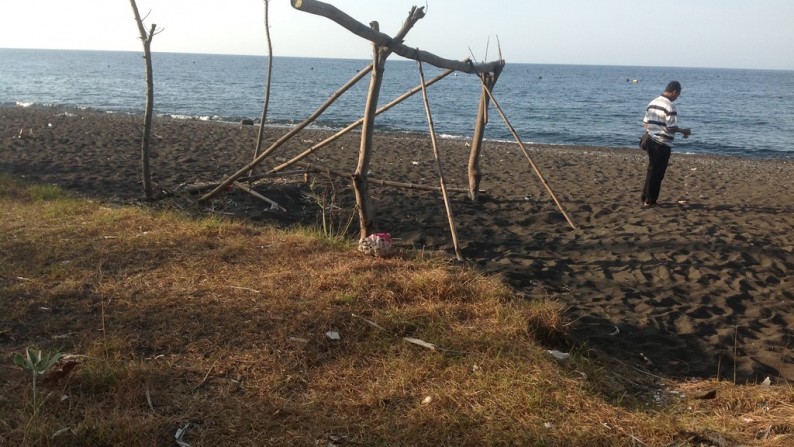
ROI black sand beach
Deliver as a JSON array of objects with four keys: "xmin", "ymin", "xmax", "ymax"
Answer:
[{"xmin": 2, "ymin": 106, "xmax": 793, "ymax": 382}]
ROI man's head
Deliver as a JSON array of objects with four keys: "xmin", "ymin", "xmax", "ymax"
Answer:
[{"xmin": 663, "ymin": 81, "xmax": 682, "ymax": 101}]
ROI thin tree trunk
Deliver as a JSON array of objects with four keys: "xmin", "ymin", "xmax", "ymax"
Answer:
[
  {"xmin": 250, "ymin": 0, "xmax": 274, "ymax": 177},
  {"xmin": 129, "ymin": 0, "xmax": 155, "ymax": 200}
]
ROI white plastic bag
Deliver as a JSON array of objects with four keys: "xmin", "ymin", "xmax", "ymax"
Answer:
[{"xmin": 358, "ymin": 232, "xmax": 393, "ymax": 257}]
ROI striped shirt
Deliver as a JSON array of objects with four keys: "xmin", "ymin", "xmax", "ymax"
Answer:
[{"xmin": 643, "ymin": 95, "xmax": 678, "ymax": 146}]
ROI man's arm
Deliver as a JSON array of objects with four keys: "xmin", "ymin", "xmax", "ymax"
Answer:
[{"xmin": 668, "ymin": 126, "xmax": 692, "ymax": 138}]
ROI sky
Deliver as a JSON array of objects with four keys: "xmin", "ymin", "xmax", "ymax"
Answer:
[{"xmin": 1, "ymin": 0, "xmax": 793, "ymax": 70}]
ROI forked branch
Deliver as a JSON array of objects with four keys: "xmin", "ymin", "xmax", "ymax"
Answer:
[{"xmin": 290, "ymin": 0, "xmax": 504, "ymax": 74}]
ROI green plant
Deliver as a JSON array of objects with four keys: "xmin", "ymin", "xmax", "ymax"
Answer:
[
  {"xmin": 14, "ymin": 347, "xmax": 63, "ymax": 410},
  {"xmin": 28, "ymin": 184, "xmax": 68, "ymax": 201},
  {"xmin": 305, "ymin": 177, "xmax": 355, "ymax": 241}
]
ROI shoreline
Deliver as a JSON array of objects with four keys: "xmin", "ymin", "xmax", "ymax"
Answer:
[
  {"xmin": 7, "ymin": 103, "xmax": 794, "ymax": 161},
  {"xmin": 2, "ymin": 105, "xmax": 793, "ymax": 382}
]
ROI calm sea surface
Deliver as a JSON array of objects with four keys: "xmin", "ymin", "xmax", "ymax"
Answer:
[{"xmin": 2, "ymin": 48, "xmax": 793, "ymax": 159}]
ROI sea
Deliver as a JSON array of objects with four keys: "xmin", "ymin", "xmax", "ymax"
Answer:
[{"xmin": 2, "ymin": 48, "xmax": 793, "ymax": 159}]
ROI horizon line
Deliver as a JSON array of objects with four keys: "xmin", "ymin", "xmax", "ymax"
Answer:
[{"xmin": 2, "ymin": 46, "xmax": 792, "ymax": 72}]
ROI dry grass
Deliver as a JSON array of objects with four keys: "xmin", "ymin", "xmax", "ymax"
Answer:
[{"xmin": 1, "ymin": 174, "xmax": 792, "ymax": 446}]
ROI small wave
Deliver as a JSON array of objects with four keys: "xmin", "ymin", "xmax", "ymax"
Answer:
[
  {"xmin": 15, "ymin": 101, "xmax": 59, "ymax": 108},
  {"xmin": 437, "ymin": 133, "xmax": 468, "ymax": 141},
  {"xmin": 162, "ymin": 113, "xmax": 207, "ymax": 121},
  {"xmin": 485, "ymin": 137, "xmax": 525, "ymax": 145}
]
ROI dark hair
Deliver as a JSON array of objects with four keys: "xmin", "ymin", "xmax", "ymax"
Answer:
[{"xmin": 664, "ymin": 81, "xmax": 682, "ymax": 93}]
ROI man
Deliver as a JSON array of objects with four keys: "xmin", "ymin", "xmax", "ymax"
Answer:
[{"xmin": 640, "ymin": 81, "xmax": 692, "ymax": 207}]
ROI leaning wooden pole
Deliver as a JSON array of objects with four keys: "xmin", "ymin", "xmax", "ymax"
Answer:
[
  {"xmin": 482, "ymin": 86, "xmax": 577, "ymax": 230},
  {"xmin": 418, "ymin": 60, "xmax": 463, "ymax": 261},
  {"xmin": 199, "ymin": 64, "xmax": 373, "ymax": 202},
  {"xmin": 233, "ymin": 181, "xmax": 285, "ymax": 211},
  {"xmin": 269, "ymin": 67, "xmax": 456, "ymax": 174}
]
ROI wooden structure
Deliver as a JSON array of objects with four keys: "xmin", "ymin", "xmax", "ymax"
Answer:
[{"xmin": 201, "ymin": 0, "xmax": 574, "ymax": 255}]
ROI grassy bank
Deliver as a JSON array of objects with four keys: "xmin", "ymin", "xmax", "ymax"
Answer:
[{"xmin": 1, "ymin": 175, "xmax": 791, "ymax": 446}]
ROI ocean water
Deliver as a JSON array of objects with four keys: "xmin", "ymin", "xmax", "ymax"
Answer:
[{"xmin": 2, "ymin": 48, "xmax": 793, "ymax": 159}]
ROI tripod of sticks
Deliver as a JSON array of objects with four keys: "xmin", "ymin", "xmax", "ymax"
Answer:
[{"xmin": 199, "ymin": 0, "xmax": 575, "ymax": 260}]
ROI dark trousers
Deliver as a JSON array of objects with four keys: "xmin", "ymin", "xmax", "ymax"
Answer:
[{"xmin": 641, "ymin": 139, "xmax": 671, "ymax": 205}]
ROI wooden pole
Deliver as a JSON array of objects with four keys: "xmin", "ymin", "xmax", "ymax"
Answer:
[
  {"xmin": 481, "ymin": 86, "xmax": 577, "ymax": 230},
  {"xmin": 173, "ymin": 170, "xmax": 309, "ymax": 195},
  {"xmin": 350, "ymin": 7, "xmax": 427, "ymax": 240},
  {"xmin": 418, "ymin": 60, "xmax": 463, "ymax": 261},
  {"xmin": 276, "ymin": 158, "xmax": 475, "ymax": 194},
  {"xmin": 129, "ymin": 0, "xmax": 156, "ymax": 200},
  {"xmin": 199, "ymin": 63, "xmax": 373, "ymax": 202},
  {"xmin": 353, "ymin": 45, "xmax": 386, "ymax": 240},
  {"xmin": 269, "ymin": 67, "xmax": 456, "ymax": 174},
  {"xmin": 468, "ymin": 71, "xmax": 500, "ymax": 201},
  {"xmin": 233, "ymin": 181, "xmax": 286, "ymax": 211}
]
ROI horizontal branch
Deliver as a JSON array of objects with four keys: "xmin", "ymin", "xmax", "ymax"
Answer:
[
  {"xmin": 277, "ymin": 158, "xmax": 478, "ymax": 194},
  {"xmin": 291, "ymin": 0, "xmax": 504, "ymax": 74}
]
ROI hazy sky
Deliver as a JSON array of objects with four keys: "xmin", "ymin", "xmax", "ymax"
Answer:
[{"xmin": 1, "ymin": 0, "xmax": 792, "ymax": 70}]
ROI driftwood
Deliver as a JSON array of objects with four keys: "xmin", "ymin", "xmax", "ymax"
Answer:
[
  {"xmin": 239, "ymin": 169, "xmax": 310, "ymax": 183},
  {"xmin": 199, "ymin": 63, "xmax": 374, "ymax": 202},
  {"xmin": 291, "ymin": 0, "xmax": 503, "ymax": 75},
  {"xmin": 269, "ymin": 67, "xmax": 456, "ymax": 174},
  {"xmin": 172, "ymin": 170, "xmax": 308, "ymax": 196},
  {"xmin": 353, "ymin": 47, "xmax": 386, "ymax": 239},
  {"xmin": 468, "ymin": 71, "xmax": 500, "ymax": 201},
  {"xmin": 417, "ymin": 60, "xmax": 463, "ymax": 261},
  {"xmin": 352, "ymin": 6, "xmax": 426, "ymax": 239},
  {"xmin": 276, "ymin": 158, "xmax": 475, "ymax": 194},
  {"xmin": 233, "ymin": 181, "xmax": 286, "ymax": 211},
  {"xmin": 290, "ymin": 0, "xmax": 504, "ymax": 242},
  {"xmin": 199, "ymin": 1, "xmax": 512, "ymax": 257}
]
